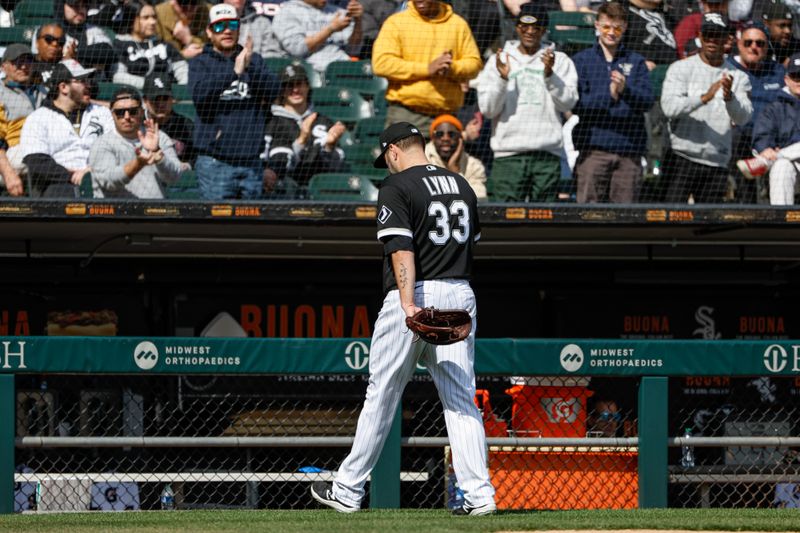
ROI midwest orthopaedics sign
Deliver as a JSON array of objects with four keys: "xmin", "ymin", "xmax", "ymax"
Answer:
[
  {"xmin": 3, "ymin": 338, "xmax": 800, "ymax": 375},
  {"xmin": 134, "ymin": 341, "xmax": 242, "ymax": 370}
]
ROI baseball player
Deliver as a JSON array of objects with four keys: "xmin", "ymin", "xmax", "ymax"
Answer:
[{"xmin": 310, "ymin": 122, "xmax": 496, "ymax": 515}]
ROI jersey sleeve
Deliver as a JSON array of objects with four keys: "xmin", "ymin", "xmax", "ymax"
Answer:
[{"xmin": 376, "ymin": 181, "xmax": 412, "ymax": 242}]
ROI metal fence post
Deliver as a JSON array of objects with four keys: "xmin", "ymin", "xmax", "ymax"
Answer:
[
  {"xmin": 638, "ymin": 376, "xmax": 668, "ymax": 508},
  {"xmin": 0, "ymin": 374, "xmax": 14, "ymax": 514},
  {"xmin": 370, "ymin": 402, "xmax": 401, "ymax": 508}
]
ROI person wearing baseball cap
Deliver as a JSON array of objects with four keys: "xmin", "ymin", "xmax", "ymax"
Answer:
[
  {"xmin": 742, "ymin": 52, "xmax": 800, "ymax": 204},
  {"xmin": 674, "ymin": 0, "xmax": 731, "ymax": 59},
  {"xmin": 187, "ymin": 2, "xmax": 279, "ymax": 199},
  {"xmin": 312, "ymin": 123, "xmax": 495, "ymax": 515},
  {"xmin": 142, "ymin": 72, "xmax": 196, "ymax": 165},
  {"xmin": 17, "ymin": 58, "xmax": 114, "ymax": 197},
  {"xmin": 661, "ymin": 12, "xmax": 753, "ymax": 203},
  {"xmin": 477, "ymin": 1, "xmax": 577, "ymax": 202},
  {"xmin": 264, "ymin": 62, "xmax": 346, "ymax": 197},
  {"xmin": 0, "ymin": 44, "xmax": 46, "ymax": 196},
  {"xmin": 154, "ymin": 0, "xmax": 211, "ymax": 59},
  {"xmin": 760, "ymin": 0, "xmax": 800, "ymax": 65}
]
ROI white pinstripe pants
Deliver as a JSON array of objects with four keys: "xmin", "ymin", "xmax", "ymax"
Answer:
[{"xmin": 332, "ymin": 279, "xmax": 495, "ymax": 509}]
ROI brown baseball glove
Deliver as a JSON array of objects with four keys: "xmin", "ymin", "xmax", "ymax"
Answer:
[{"xmin": 405, "ymin": 307, "xmax": 472, "ymax": 345}]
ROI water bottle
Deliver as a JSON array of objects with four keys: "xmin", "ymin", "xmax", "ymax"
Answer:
[
  {"xmin": 681, "ymin": 427, "xmax": 695, "ymax": 468},
  {"xmin": 160, "ymin": 483, "xmax": 175, "ymax": 510}
]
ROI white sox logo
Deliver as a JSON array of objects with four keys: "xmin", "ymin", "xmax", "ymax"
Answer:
[
  {"xmin": 541, "ymin": 397, "xmax": 581, "ymax": 423},
  {"xmin": 133, "ymin": 341, "xmax": 159, "ymax": 370},
  {"xmin": 345, "ymin": 341, "xmax": 369, "ymax": 370},
  {"xmin": 559, "ymin": 344, "xmax": 584, "ymax": 372}
]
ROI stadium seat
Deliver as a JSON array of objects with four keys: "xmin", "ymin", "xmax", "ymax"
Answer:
[
  {"xmin": 172, "ymin": 102, "xmax": 196, "ymax": 121},
  {"xmin": 342, "ymin": 143, "xmax": 385, "ymax": 176},
  {"xmin": 13, "ymin": 0, "xmax": 54, "ymax": 24},
  {"xmin": 353, "ymin": 116, "xmax": 384, "ymax": 144},
  {"xmin": 263, "ymin": 57, "xmax": 321, "ymax": 88},
  {"xmin": 171, "ymin": 84, "xmax": 191, "ymax": 101},
  {"xmin": 95, "ymin": 82, "xmax": 125, "ymax": 101},
  {"xmin": 79, "ymin": 173, "xmax": 93, "ymax": 198},
  {"xmin": 548, "ymin": 11, "xmax": 596, "ymax": 53},
  {"xmin": 649, "ymin": 64, "xmax": 668, "ymax": 99},
  {"xmin": 324, "ymin": 60, "xmax": 387, "ymax": 97},
  {"xmin": 307, "ymin": 172, "xmax": 379, "ymax": 201},
  {"xmin": 0, "ymin": 25, "xmax": 36, "ymax": 45},
  {"xmin": 311, "ymin": 86, "xmax": 372, "ymax": 124}
]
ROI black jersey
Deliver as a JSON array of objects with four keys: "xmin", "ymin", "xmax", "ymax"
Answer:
[{"xmin": 376, "ymin": 163, "xmax": 481, "ymax": 293}]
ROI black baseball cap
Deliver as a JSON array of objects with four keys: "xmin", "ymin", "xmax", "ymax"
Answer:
[
  {"xmin": 701, "ymin": 12, "xmax": 731, "ymax": 35},
  {"xmin": 517, "ymin": 2, "xmax": 548, "ymax": 27},
  {"xmin": 143, "ymin": 72, "xmax": 172, "ymax": 99},
  {"xmin": 280, "ymin": 63, "xmax": 309, "ymax": 86},
  {"xmin": 762, "ymin": 0, "xmax": 793, "ymax": 21},
  {"xmin": 373, "ymin": 122, "xmax": 425, "ymax": 169},
  {"xmin": 787, "ymin": 53, "xmax": 800, "ymax": 75},
  {"xmin": 2, "ymin": 44, "xmax": 33, "ymax": 63},
  {"xmin": 48, "ymin": 59, "xmax": 94, "ymax": 91}
]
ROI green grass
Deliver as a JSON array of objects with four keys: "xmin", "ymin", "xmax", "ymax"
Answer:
[{"xmin": 0, "ymin": 508, "xmax": 798, "ymax": 533}]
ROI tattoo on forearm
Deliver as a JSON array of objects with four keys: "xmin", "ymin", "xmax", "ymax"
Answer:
[{"xmin": 398, "ymin": 263, "xmax": 408, "ymax": 289}]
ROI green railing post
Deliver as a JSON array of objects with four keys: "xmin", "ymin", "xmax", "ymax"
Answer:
[
  {"xmin": 370, "ymin": 402, "xmax": 401, "ymax": 508},
  {"xmin": 638, "ymin": 376, "xmax": 668, "ymax": 508},
  {"xmin": 0, "ymin": 374, "xmax": 14, "ymax": 514}
]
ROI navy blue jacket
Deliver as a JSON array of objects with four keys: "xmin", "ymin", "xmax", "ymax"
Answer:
[
  {"xmin": 726, "ymin": 56, "xmax": 784, "ymax": 131},
  {"xmin": 571, "ymin": 42, "xmax": 654, "ymax": 156},
  {"xmin": 189, "ymin": 45, "xmax": 280, "ymax": 164},
  {"xmin": 753, "ymin": 89, "xmax": 800, "ymax": 153}
]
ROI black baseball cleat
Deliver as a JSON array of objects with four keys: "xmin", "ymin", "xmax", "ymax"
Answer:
[
  {"xmin": 452, "ymin": 501, "xmax": 497, "ymax": 516},
  {"xmin": 310, "ymin": 481, "xmax": 359, "ymax": 513}
]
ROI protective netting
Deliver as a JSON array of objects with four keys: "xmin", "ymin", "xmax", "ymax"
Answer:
[
  {"xmin": 3, "ymin": 0, "xmax": 799, "ymax": 204},
  {"xmin": 14, "ymin": 373, "xmax": 800, "ymax": 511}
]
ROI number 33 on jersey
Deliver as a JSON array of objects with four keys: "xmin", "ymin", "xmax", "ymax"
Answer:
[{"xmin": 376, "ymin": 164, "xmax": 481, "ymax": 293}]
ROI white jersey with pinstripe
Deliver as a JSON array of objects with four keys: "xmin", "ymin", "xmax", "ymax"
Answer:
[{"xmin": 331, "ymin": 163, "xmax": 495, "ymax": 509}]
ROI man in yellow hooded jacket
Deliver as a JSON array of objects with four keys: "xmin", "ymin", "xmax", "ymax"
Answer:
[{"xmin": 371, "ymin": 0, "xmax": 482, "ymax": 133}]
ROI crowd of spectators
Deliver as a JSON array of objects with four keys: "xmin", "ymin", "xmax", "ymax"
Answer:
[{"xmin": 0, "ymin": 0, "xmax": 799, "ymax": 204}]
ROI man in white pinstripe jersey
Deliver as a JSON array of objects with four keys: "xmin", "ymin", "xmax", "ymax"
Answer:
[{"xmin": 310, "ymin": 122, "xmax": 496, "ymax": 516}]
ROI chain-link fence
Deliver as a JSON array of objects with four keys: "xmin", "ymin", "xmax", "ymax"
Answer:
[{"xmin": 13, "ymin": 373, "xmax": 800, "ymax": 512}]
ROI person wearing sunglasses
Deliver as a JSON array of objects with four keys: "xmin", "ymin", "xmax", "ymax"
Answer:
[
  {"xmin": 422, "ymin": 114, "xmax": 486, "ymax": 200},
  {"xmin": 727, "ymin": 21, "xmax": 785, "ymax": 203},
  {"xmin": 188, "ymin": 3, "xmax": 280, "ymax": 199},
  {"xmin": 156, "ymin": 0, "xmax": 212, "ymax": 59},
  {"xmin": 661, "ymin": 13, "xmax": 752, "ymax": 203},
  {"xmin": 571, "ymin": 1, "xmax": 654, "ymax": 204},
  {"xmin": 18, "ymin": 59, "xmax": 115, "ymax": 197},
  {"xmin": 32, "ymin": 23, "xmax": 71, "ymax": 86},
  {"xmin": 112, "ymin": 0, "xmax": 189, "ymax": 90},
  {"xmin": 89, "ymin": 88, "xmax": 184, "ymax": 198},
  {"xmin": 743, "ymin": 53, "xmax": 800, "ymax": 204},
  {"xmin": 0, "ymin": 45, "xmax": 48, "ymax": 197},
  {"xmin": 34, "ymin": 0, "xmax": 116, "ymax": 77},
  {"xmin": 586, "ymin": 399, "xmax": 624, "ymax": 438},
  {"xmin": 477, "ymin": 3, "xmax": 577, "ymax": 203}
]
